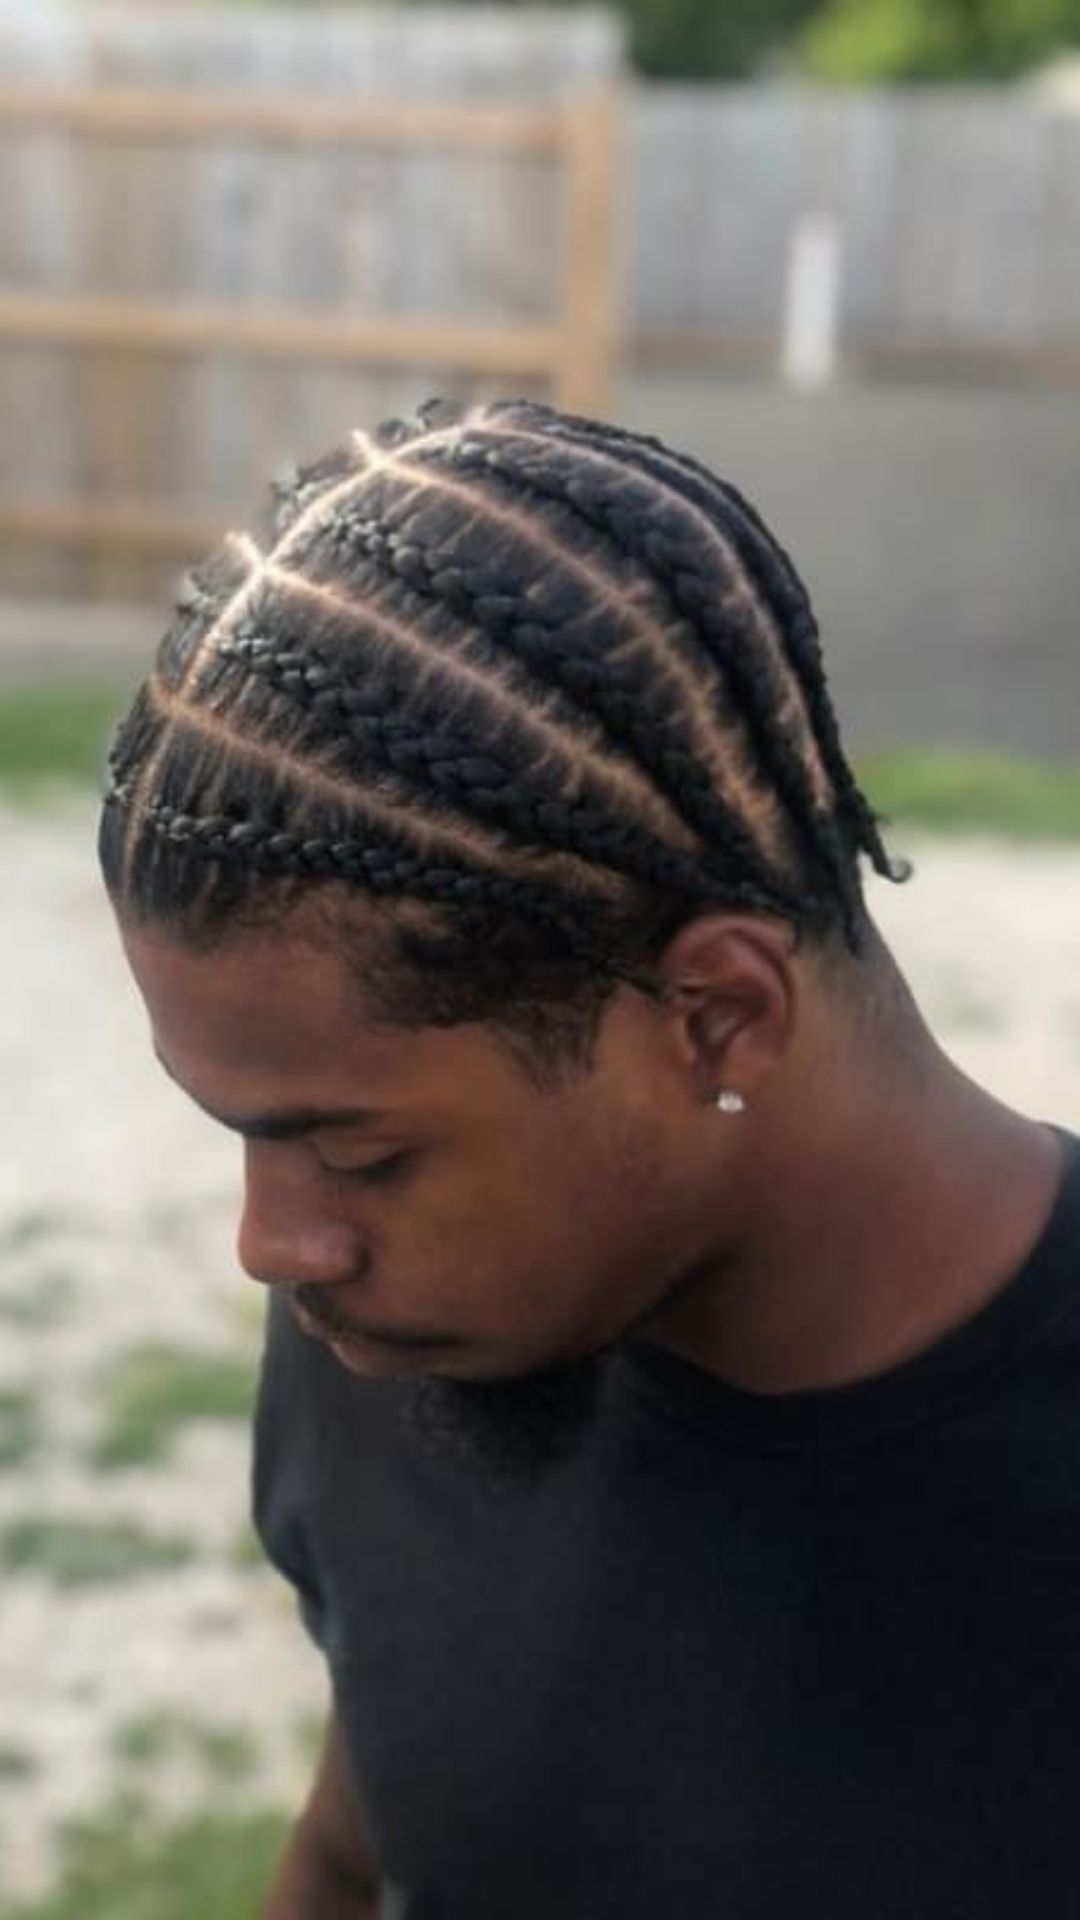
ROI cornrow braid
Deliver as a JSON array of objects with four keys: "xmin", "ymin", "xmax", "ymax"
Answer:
[
  {"xmin": 208, "ymin": 629, "xmax": 791, "ymax": 916},
  {"xmin": 100, "ymin": 397, "xmax": 907, "ymax": 1073},
  {"xmin": 515, "ymin": 400, "xmax": 903, "ymax": 885},
  {"xmin": 254, "ymin": 506, "xmax": 810, "ymax": 920},
  {"xmin": 135, "ymin": 794, "xmax": 778, "ymax": 980},
  {"xmin": 413, "ymin": 424, "xmax": 868, "ymax": 944}
]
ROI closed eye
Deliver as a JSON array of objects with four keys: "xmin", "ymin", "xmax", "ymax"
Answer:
[{"xmin": 320, "ymin": 1149, "xmax": 414, "ymax": 1186}]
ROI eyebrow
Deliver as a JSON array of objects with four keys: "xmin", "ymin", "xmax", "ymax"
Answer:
[{"xmin": 154, "ymin": 1049, "xmax": 387, "ymax": 1142}]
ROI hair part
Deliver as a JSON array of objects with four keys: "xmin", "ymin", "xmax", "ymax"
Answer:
[{"xmin": 99, "ymin": 398, "xmax": 908, "ymax": 1078}]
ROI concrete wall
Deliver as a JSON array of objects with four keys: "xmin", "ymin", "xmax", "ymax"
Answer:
[{"xmin": 622, "ymin": 374, "xmax": 1080, "ymax": 758}]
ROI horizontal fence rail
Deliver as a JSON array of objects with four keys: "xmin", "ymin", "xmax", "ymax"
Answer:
[
  {"xmin": 0, "ymin": 293, "xmax": 564, "ymax": 374},
  {"xmin": 0, "ymin": 77, "xmax": 620, "ymax": 596},
  {"xmin": 0, "ymin": 85, "xmax": 566, "ymax": 151}
]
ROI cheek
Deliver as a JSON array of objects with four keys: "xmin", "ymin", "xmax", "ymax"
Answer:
[
  {"xmin": 499, "ymin": 1105, "xmax": 691, "ymax": 1319},
  {"xmin": 363, "ymin": 1100, "xmax": 692, "ymax": 1349}
]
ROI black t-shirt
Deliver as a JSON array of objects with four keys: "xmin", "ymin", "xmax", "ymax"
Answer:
[{"xmin": 253, "ymin": 1130, "xmax": 1080, "ymax": 1919}]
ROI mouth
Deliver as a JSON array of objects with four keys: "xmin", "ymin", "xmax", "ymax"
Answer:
[{"xmin": 289, "ymin": 1295, "xmax": 462, "ymax": 1377}]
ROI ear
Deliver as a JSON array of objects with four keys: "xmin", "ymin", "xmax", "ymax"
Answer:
[{"xmin": 653, "ymin": 914, "xmax": 799, "ymax": 1109}]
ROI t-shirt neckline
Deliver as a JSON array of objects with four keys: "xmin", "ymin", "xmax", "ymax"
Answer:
[{"xmin": 618, "ymin": 1127, "xmax": 1080, "ymax": 1455}]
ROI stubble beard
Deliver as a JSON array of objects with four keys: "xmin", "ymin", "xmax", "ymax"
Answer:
[{"xmin": 397, "ymin": 1345, "xmax": 614, "ymax": 1491}]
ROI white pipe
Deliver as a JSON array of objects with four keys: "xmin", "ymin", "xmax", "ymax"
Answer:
[{"xmin": 781, "ymin": 210, "xmax": 842, "ymax": 393}]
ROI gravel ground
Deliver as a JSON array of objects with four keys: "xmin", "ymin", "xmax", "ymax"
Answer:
[{"xmin": 2, "ymin": 796, "xmax": 1080, "ymax": 1905}]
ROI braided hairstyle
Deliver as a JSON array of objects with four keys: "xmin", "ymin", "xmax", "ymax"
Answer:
[{"xmin": 99, "ymin": 397, "xmax": 907, "ymax": 1076}]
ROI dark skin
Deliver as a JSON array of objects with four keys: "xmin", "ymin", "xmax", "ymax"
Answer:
[
  {"xmin": 117, "ymin": 896, "xmax": 1063, "ymax": 1402},
  {"xmin": 117, "ymin": 894, "xmax": 1065, "ymax": 1916}
]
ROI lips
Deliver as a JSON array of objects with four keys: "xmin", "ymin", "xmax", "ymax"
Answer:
[
  {"xmin": 291, "ymin": 1295, "xmax": 353, "ymax": 1345},
  {"xmin": 289, "ymin": 1295, "xmax": 453, "ymax": 1378}
]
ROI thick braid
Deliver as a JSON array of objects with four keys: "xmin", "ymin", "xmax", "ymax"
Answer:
[
  {"xmin": 286, "ymin": 485, "xmax": 802, "ymax": 914},
  {"xmin": 105, "ymin": 547, "xmax": 244, "ymax": 798},
  {"xmin": 414, "ymin": 430, "xmax": 864, "ymax": 938},
  {"xmin": 265, "ymin": 407, "xmax": 461, "ymax": 547},
  {"xmin": 157, "ymin": 544, "xmax": 252, "ymax": 691},
  {"xmin": 578, "ymin": 416, "xmax": 898, "ymax": 880},
  {"xmin": 103, "ymin": 399, "xmax": 909, "ymax": 1038},
  {"xmin": 779, "ymin": 600, "xmax": 906, "ymax": 882},
  {"xmin": 502, "ymin": 401, "xmax": 900, "ymax": 886},
  {"xmin": 512, "ymin": 414, "xmax": 879, "ymax": 928},
  {"xmin": 105, "ymin": 682, "xmax": 161, "ymax": 801},
  {"xmin": 141, "ymin": 799, "xmax": 780, "ymax": 986},
  {"xmin": 211, "ymin": 630, "xmax": 806, "ymax": 921}
]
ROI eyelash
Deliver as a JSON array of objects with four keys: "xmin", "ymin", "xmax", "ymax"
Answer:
[{"xmin": 323, "ymin": 1150, "xmax": 412, "ymax": 1187}]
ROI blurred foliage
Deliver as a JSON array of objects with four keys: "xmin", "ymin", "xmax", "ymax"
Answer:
[
  {"xmin": 801, "ymin": 0, "xmax": 1080, "ymax": 80},
  {"xmin": 496, "ymin": 0, "xmax": 820, "ymax": 79},
  {"xmin": 110, "ymin": 1711, "xmax": 259, "ymax": 1784},
  {"xmin": 0, "ymin": 1387, "xmax": 42, "ymax": 1471},
  {"xmin": 4, "ymin": 1797, "xmax": 288, "ymax": 1920},
  {"xmin": 0, "ymin": 681, "xmax": 125, "ymax": 789},
  {"xmin": 91, "ymin": 1343, "xmax": 257, "ymax": 1472},
  {"xmin": 229, "ymin": 0, "xmax": 1080, "ymax": 79},
  {"xmin": 0, "ymin": 1739, "xmax": 37, "ymax": 1783},
  {"xmin": 861, "ymin": 748, "xmax": 1080, "ymax": 838},
  {"xmin": 0, "ymin": 1516, "xmax": 196, "ymax": 1587}
]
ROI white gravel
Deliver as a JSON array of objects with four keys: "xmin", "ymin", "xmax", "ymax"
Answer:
[{"xmin": 1, "ymin": 796, "xmax": 1079, "ymax": 1903}]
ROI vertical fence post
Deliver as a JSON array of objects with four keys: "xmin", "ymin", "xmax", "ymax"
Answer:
[
  {"xmin": 558, "ymin": 85, "xmax": 621, "ymax": 419},
  {"xmin": 780, "ymin": 209, "xmax": 843, "ymax": 394}
]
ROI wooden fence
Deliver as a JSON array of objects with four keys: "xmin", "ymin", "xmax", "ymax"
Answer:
[
  {"xmin": 631, "ymin": 88, "xmax": 1080, "ymax": 376},
  {"xmin": 0, "ymin": 81, "xmax": 620, "ymax": 602},
  {"xmin": 2, "ymin": 3, "xmax": 1078, "ymax": 613}
]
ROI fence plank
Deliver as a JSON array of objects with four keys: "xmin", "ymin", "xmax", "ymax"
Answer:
[
  {"xmin": 557, "ymin": 88, "xmax": 622, "ymax": 416},
  {"xmin": 0, "ymin": 5, "xmax": 624, "ymax": 601},
  {"xmin": 631, "ymin": 87, "xmax": 1080, "ymax": 371}
]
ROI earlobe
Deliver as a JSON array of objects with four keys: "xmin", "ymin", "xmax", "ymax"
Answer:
[
  {"xmin": 714, "ymin": 1089, "xmax": 747, "ymax": 1115},
  {"xmin": 656, "ymin": 915, "xmax": 799, "ymax": 1107},
  {"xmin": 628, "ymin": 931, "xmax": 794, "ymax": 1128}
]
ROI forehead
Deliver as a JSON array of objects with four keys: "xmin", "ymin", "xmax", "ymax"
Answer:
[{"xmin": 116, "ymin": 912, "xmax": 497, "ymax": 1123}]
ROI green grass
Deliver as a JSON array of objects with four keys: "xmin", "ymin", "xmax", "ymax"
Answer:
[
  {"xmin": 292, "ymin": 1711, "xmax": 325, "ymax": 1770},
  {"xmin": 0, "ymin": 1740, "xmax": 37, "ymax": 1783},
  {"xmin": 229, "ymin": 1523, "xmax": 267, "ymax": 1573},
  {"xmin": 3, "ymin": 1798, "xmax": 288, "ymax": 1920},
  {"xmin": 0, "ymin": 1388, "xmax": 42, "ymax": 1470},
  {"xmin": 91, "ymin": 1344, "xmax": 257, "ymax": 1471},
  {"xmin": 857, "ymin": 748, "xmax": 1080, "ymax": 840},
  {"xmin": 0, "ymin": 1516, "xmax": 196, "ymax": 1587},
  {"xmin": 0, "ymin": 682, "xmax": 128, "ymax": 789},
  {"xmin": 0, "ymin": 1270, "xmax": 79, "ymax": 1333},
  {"xmin": 108, "ymin": 1713, "xmax": 182, "ymax": 1769},
  {"xmin": 0, "ymin": 1210, "xmax": 68, "ymax": 1254},
  {"xmin": 110, "ymin": 1711, "xmax": 258, "ymax": 1785}
]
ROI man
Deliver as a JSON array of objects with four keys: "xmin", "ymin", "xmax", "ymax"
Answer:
[{"xmin": 100, "ymin": 398, "xmax": 1079, "ymax": 1918}]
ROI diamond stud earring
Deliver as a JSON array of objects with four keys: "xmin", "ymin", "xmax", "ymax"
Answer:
[{"xmin": 715, "ymin": 1090, "xmax": 747, "ymax": 1115}]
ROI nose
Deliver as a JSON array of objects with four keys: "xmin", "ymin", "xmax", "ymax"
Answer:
[{"xmin": 237, "ymin": 1142, "xmax": 367, "ymax": 1291}]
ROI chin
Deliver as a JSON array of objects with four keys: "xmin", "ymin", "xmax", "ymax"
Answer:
[
  {"xmin": 395, "ymin": 1343, "xmax": 615, "ymax": 1488},
  {"xmin": 327, "ymin": 1336, "xmax": 426, "ymax": 1379}
]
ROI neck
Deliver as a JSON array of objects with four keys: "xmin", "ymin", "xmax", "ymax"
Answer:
[{"xmin": 642, "ymin": 992, "xmax": 1063, "ymax": 1397}]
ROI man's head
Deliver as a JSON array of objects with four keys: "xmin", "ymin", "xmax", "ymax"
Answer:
[{"xmin": 101, "ymin": 399, "xmax": 907, "ymax": 1473}]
